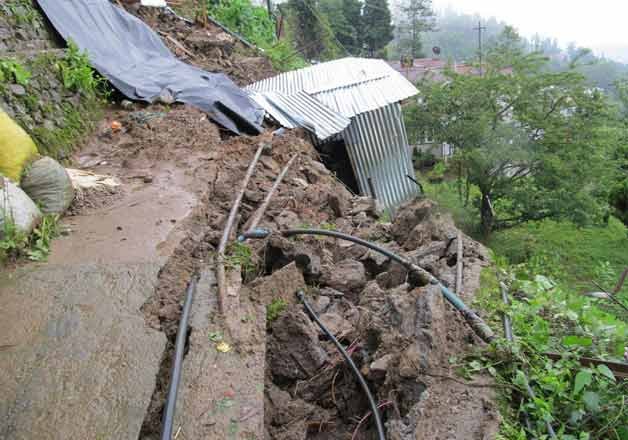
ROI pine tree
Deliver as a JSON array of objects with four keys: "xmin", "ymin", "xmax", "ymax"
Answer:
[
  {"xmin": 397, "ymin": 0, "xmax": 434, "ymax": 59},
  {"xmin": 362, "ymin": 0, "xmax": 393, "ymax": 57}
]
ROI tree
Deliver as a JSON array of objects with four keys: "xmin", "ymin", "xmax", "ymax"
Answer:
[
  {"xmin": 319, "ymin": 0, "xmax": 362, "ymax": 55},
  {"xmin": 609, "ymin": 77, "xmax": 628, "ymax": 226},
  {"xmin": 362, "ymin": 0, "xmax": 393, "ymax": 57},
  {"xmin": 407, "ymin": 29, "xmax": 614, "ymax": 235},
  {"xmin": 283, "ymin": 0, "xmax": 341, "ymax": 60},
  {"xmin": 396, "ymin": 0, "xmax": 435, "ymax": 59}
]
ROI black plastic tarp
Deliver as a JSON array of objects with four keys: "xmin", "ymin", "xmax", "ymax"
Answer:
[{"xmin": 37, "ymin": 0, "xmax": 264, "ymax": 134}]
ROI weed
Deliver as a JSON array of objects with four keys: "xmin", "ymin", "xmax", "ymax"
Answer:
[
  {"xmin": 27, "ymin": 214, "xmax": 60, "ymax": 261},
  {"xmin": 266, "ymin": 298, "xmax": 287, "ymax": 323},
  {"xmin": 377, "ymin": 210, "xmax": 392, "ymax": 224},
  {"xmin": 208, "ymin": 331, "xmax": 223, "ymax": 343},
  {"xmin": 0, "ymin": 218, "xmax": 29, "ymax": 263},
  {"xmin": 0, "ymin": 59, "xmax": 31, "ymax": 86},
  {"xmin": 4, "ymin": 0, "xmax": 39, "ymax": 25},
  {"xmin": 225, "ymin": 241, "xmax": 256, "ymax": 277},
  {"xmin": 0, "ymin": 214, "xmax": 59, "ymax": 264},
  {"xmin": 58, "ymin": 41, "xmax": 109, "ymax": 96},
  {"xmin": 319, "ymin": 222, "xmax": 336, "ymax": 231}
]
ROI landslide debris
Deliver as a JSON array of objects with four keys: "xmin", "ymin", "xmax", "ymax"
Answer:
[
  {"xmin": 258, "ymin": 198, "xmax": 500, "ymax": 440},
  {"xmin": 125, "ymin": 5, "xmax": 276, "ymax": 86},
  {"xmin": 42, "ymin": 6, "xmax": 501, "ymax": 437}
]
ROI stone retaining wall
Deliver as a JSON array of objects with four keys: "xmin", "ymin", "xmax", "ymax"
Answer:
[{"xmin": 0, "ymin": 1, "xmax": 102, "ymax": 160}]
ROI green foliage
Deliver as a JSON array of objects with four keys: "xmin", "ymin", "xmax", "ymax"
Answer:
[
  {"xmin": 27, "ymin": 214, "xmax": 60, "ymax": 261},
  {"xmin": 472, "ymin": 266, "xmax": 628, "ymax": 439},
  {"xmin": 423, "ymin": 177, "xmax": 628, "ymax": 301},
  {"xmin": 31, "ymin": 100, "xmax": 103, "ymax": 160},
  {"xmin": 207, "ymin": 0, "xmax": 275, "ymax": 47},
  {"xmin": 4, "ymin": 0, "xmax": 39, "ymax": 25},
  {"xmin": 264, "ymin": 40, "xmax": 308, "ymax": 72},
  {"xmin": 58, "ymin": 41, "xmax": 107, "ymax": 95},
  {"xmin": 408, "ymin": 29, "xmax": 614, "ymax": 235},
  {"xmin": 283, "ymin": 0, "xmax": 343, "ymax": 61},
  {"xmin": 609, "ymin": 77, "xmax": 628, "ymax": 226},
  {"xmin": 0, "ymin": 59, "xmax": 31, "ymax": 86},
  {"xmin": 266, "ymin": 298, "xmax": 287, "ymax": 323},
  {"xmin": 414, "ymin": 9, "xmax": 508, "ymax": 62},
  {"xmin": 225, "ymin": 242, "xmax": 256, "ymax": 277},
  {"xmin": 1, "ymin": 214, "xmax": 60, "ymax": 264},
  {"xmin": 361, "ymin": 0, "xmax": 394, "ymax": 57},
  {"xmin": 205, "ymin": 0, "xmax": 307, "ymax": 71},
  {"xmin": 319, "ymin": 0, "xmax": 362, "ymax": 55}
]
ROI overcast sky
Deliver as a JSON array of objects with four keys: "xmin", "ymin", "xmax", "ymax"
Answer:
[{"xmin": 431, "ymin": 0, "xmax": 628, "ymax": 61}]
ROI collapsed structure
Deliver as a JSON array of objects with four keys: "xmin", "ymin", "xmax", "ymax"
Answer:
[{"xmin": 247, "ymin": 58, "xmax": 420, "ymax": 213}]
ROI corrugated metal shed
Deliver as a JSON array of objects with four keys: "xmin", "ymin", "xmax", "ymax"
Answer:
[
  {"xmin": 247, "ymin": 57, "xmax": 420, "ymax": 213},
  {"xmin": 248, "ymin": 90, "xmax": 350, "ymax": 141}
]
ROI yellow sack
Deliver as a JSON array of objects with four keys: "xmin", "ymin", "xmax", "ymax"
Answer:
[{"xmin": 0, "ymin": 109, "xmax": 39, "ymax": 182}]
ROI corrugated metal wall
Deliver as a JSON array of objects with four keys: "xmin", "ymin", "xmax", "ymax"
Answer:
[{"xmin": 342, "ymin": 102, "xmax": 418, "ymax": 214}]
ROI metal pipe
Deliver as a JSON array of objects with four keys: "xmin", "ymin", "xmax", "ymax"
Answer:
[
  {"xmin": 239, "ymin": 228, "xmax": 495, "ymax": 342},
  {"xmin": 216, "ymin": 141, "xmax": 268, "ymax": 312},
  {"xmin": 455, "ymin": 232, "xmax": 463, "ymax": 295},
  {"xmin": 246, "ymin": 154, "xmax": 297, "ymax": 232},
  {"xmin": 161, "ymin": 275, "xmax": 198, "ymax": 440},
  {"xmin": 499, "ymin": 282, "xmax": 513, "ymax": 342},
  {"xmin": 296, "ymin": 290, "xmax": 386, "ymax": 440}
]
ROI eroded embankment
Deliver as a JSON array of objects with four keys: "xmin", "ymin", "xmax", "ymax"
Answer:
[{"xmin": 126, "ymin": 106, "xmax": 503, "ymax": 439}]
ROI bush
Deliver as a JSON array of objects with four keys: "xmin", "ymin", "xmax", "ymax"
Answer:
[{"xmin": 206, "ymin": 0, "xmax": 307, "ymax": 72}]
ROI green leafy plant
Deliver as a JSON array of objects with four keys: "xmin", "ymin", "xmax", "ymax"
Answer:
[
  {"xmin": 5, "ymin": 0, "xmax": 39, "ymax": 25},
  {"xmin": 0, "ymin": 214, "xmax": 59, "ymax": 263},
  {"xmin": 0, "ymin": 217, "xmax": 30, "ymax": 263},
  {"xmin": 26, "ymin": 214, "xmax": 60, "ymax": 261},
  {"xmin": 225, "ymin": 241, "xmax": 256, "ymax": 277},
  {"xmin": 0, "ymin": 59, "xmax": 31, "ymax": 85},
  {"xmin": 58, "ymin": 41, "xmax": 108, "ymax": 95},
  {"xmin": 266, "ymin": 298, "xmax": 287, "ymax": 323},
  {"xmin": 471, "ymin": 266, "xmax": 628, "ymax": 439}
]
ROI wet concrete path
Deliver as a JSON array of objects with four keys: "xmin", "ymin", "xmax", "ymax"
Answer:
[{"xmin": 0, "ymin": 157, "xmax": 200, "ymax": 439}]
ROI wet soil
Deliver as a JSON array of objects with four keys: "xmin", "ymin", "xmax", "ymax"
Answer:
[{"xmin": 129, "ymin": 6, "xmax": 276, "ymax": 86}]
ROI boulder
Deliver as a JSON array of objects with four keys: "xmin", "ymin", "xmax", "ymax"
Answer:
[
  {"xmin": 267, "ymin": 308, "xmax": 328, "ymax": 381},
  {"xmin": 21, "ymin": 157, "xmax": 74, "ymax": 214},
  {"xmin": 319, "ymin": 259, "xmax": 366, "ymax": 293},
  {"xmin": 0, "ymin": 177, "xmax": 42, "ymax": 237}
]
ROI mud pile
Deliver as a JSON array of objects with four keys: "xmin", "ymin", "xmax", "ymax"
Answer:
[{"xmin": 126, "ymin": 5, "xmax": 276, "ymax": 86}]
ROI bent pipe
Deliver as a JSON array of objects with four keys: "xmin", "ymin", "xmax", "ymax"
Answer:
[
  {"xmin": 161, "ymin": 274, "xmax": 199, "ymax": 440},
  {"xmin": 240, "ymin": 228, "xmax": 495, "ymax": 343},
  {"xmin": 296, "ymin": 290, "xmax": 386, "ymax": 440}
]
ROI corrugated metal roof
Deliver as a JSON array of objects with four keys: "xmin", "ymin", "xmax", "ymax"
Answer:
[
  {"xmin": 246, "ymin": 57, "xmax": 419, "ymax": 120},
  {"xmin": 248, "ymin": 90, "xmax": 350, "ymax": 141}
]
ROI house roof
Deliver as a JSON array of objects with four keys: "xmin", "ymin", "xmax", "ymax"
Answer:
[
  {"xmin": 388, "ymin": 58, "xmax": 477, "ymax": 83},
  {"xmin": 246, "ymin": 57, "xmax": 419, "ymax": 139}
]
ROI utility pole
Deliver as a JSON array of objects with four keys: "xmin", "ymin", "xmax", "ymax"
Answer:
[{"xmin": 474, "ymin": 20, "xmax": 486, "ymax": 76}]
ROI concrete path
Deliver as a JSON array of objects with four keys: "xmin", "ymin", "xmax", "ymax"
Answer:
[{"xmin": 0, "ymin": 157, "xmax": 200, "ymax": 439}]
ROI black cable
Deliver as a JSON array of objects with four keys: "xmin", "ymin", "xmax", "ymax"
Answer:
[
  {"xmin": 161, "ymin": 274, "xmax": 198, "ymax": 440},
  {"xmin": 240, "ymin": 228, "xmax": 495, "ymax": 342},
  {"xmin": 296, "ymin": 290, "xmax": 386, "ymax": 440},
  {"xmin": 283, "ymin": 228, "xmax": 417, "ymax": 273}
]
